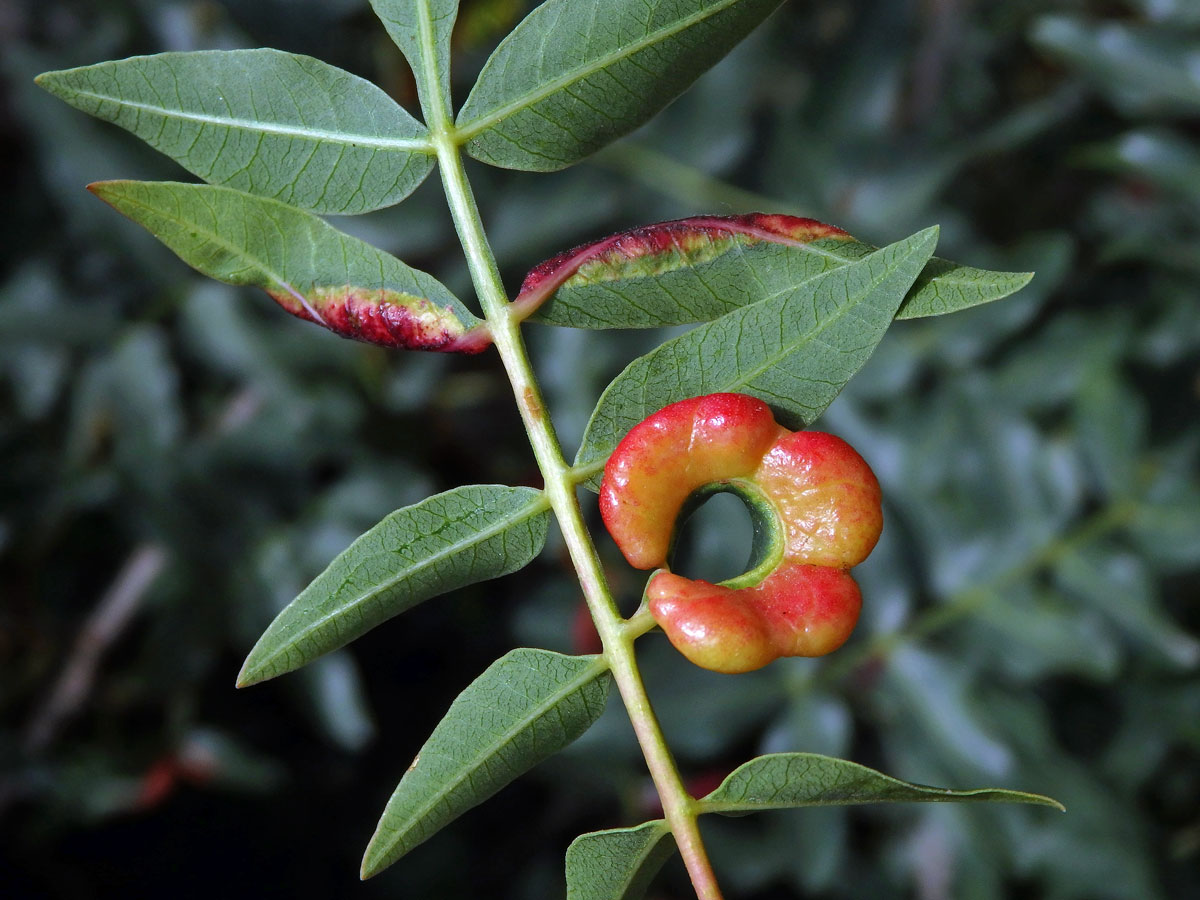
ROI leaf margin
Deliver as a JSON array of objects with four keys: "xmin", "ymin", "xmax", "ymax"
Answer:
[
  {"xmin": 699, "ymin": 752, "xmax": 1065, "ymax": 815},
  {"xmin": 565, "ymin": 820, "xmax": 676, "ymax": 900},
  {"xmin": 361, "ymin": 648, "xmax": 614, "ymax": 879},
  {"xmin": 237, "ymin": 484, "xmax": 551, "ymax": 688},
  {"xmin": 36, "ymin": 49, "xmax": 436, "ymax": 215}
]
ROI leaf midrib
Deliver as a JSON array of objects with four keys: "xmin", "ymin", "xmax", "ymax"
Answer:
[
  {"xmin": 457, "ymin": 0, "xmax": 747, "ymax": 139},
  {"xmin": 550, "ymin": 239, "xmax": 1026, "ymax": 326},
  {"xmin": 102, "ymin": 184, "xmax": 311, "ymax": 299},
  {"xmin": 99, "ymin": 182, "xmax": 477, "ymax": 328},
  {"xmin": 723, "ymin": 237, "xmax": 930, "ymax": 393},
  {"xmin": 577, "ymin": 234, "xmax": 931, "ymax": 465},
  {"xmin": 63, "ymin": 88, "xmax": 434, "ymax": 152},
  {"xmin": 368, "ymin": 655, "xmax": 610, "ymax": 865},
  {"xmin": 699, "ymin": 785, "xmax": 1060, "ymax": 814},
  {"xmin": 251, "ymin": 490, "xmax": 551, "ymax": 675}
]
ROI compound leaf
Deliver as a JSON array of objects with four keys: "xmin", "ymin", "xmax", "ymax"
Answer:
[
  {"xmin": 362, "ymin": 650, "xmax": 612, "ymax": 878},
  {"xmin": 90, "ymin": 180, "xmax": 487, "ymax": 352},
  {"xmin": 700, "ymin": 752, "xmax": 1063, "ymax": 814},
  {"xmin": 238, "ymin": 486, "xmax": 549, "ymax": 687},
  {"xmin": 38, "ymin": 50, "xmax": 434, "ymax": 214},
  {"xmin": 457, "ymin": 0, "xmax": 784, "ymax": 171},
  {"xmin": 574, "ymin": 227, "xmax": 939, "ymax": 482},
  {"xmin": 565, "ymin": 821, "xmax": 675, "ymax": 900}
]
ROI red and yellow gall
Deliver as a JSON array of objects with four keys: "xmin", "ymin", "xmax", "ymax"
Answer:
[{"xmin": 600, "ymin": 393, "xmax": 882, "ymax": 674}]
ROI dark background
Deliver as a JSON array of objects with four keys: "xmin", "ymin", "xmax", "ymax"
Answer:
[{"xmin": 1, "ymin": 1, "xmax": 1198, "ymax": 898}]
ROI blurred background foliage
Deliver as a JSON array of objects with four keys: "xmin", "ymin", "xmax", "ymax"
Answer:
[{"xmin": 1, "ymin": 0, "xmax": 1198, "ymax": 898}]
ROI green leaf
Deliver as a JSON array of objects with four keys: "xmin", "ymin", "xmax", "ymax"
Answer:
[
  {"xmin": 1055, "ymin": 547, "xmax": 1200, "ymax": 668},
  {"xmin": 362, "ymin": 649, "xmax": 612, "ymax": 878},
  {"xmin": 457, "ymin": 0, "xmax": 784, "ymax": 171},
  {"xmin": 1032, "ymin": 16, "xmax": 1200, "ymax": 113},
  {"xmin": 238, "ymin": 486, "xmax": 550, "ymax": 687},
  {"xmin": 574, "ymin": 226, "xmax": 939, "ymax": 481},
  {"xmin": 700, "ymin": 753, "xmax": 1064, "ymax": 814},
  {"xmin": 37, "ymin": 50, "xmax": 435, "ymax": 215},
  {"xmin": 1079, "ymin": 128, "xmax": 1200, "ymax": 203},
  {"xmin": 565, "ymin": 821, "xmax": 675, "ymax": 900},
  {"xmin": 900, "ymin": 257, "xmax": 1034, "ymax": 320},
  {"xmin": 519, "ymin": 214, "xmax": 1029, "ymax": 329},
  {"xmin": 90, "ymin": 180, "xmax": 487, "ymax": 352},
  {"xmin": 370, "ymin": 1, "xmax": 459, "ymax": 117}
]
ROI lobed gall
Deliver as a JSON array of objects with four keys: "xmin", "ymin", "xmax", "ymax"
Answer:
[{"xmin": 600, "ymin": 393, "xmax": 882, "ymax": 673}]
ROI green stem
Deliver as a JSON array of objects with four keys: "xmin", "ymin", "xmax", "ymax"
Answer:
[{"xmin": 423, "ymin": 76, "xmax": 723, "ymax": 900}]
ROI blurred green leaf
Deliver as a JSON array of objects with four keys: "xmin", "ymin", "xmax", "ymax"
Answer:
[
  {"xmin": 1032, "ymin": 16, "xmax": 1200, "ymax": 114},
  {"xmin": 89, "ymin": 180, "xmax": 482, "ymax": 349},
  {"xmin": 885, "ymin": 646, "xmax": 1015, "ymax": 779},
  {"xmin": 457, "ymin": 0, "xmax": 784, "ymax": 171},
  {"xmin": 1129, "ymin": 462, "xmax": 1200, "ymax": 570},
  {"xmin": 1055, "ymin": 547, "xmax": 1200, "ymax": 668},
  {"xmin": 238, "ymin": 485, "xmax": 550, "ymax": 686},
  {"xmin": 972, "ymin": 587, "xmax": 1122, "ymax": 682},
  {"xmin": 564, "ymin": 820, "xmax": 675, "ymax": 900},
  {"xmin": 1080, "ymin": 129, "xmax": 1200, "ymax": 203},
  {"xmin": 1075, "ymin": 368, "xmax": 1146, "ymax": 499},
  {"xmin": 38, "ymin": 51, "xmax": 435, "ymax": 215},
  {"xmin": 361, "ymin": 649, "xmax": 612, "ymax": 877},
  {"xmin": 369, "ymin": 0, "xmax": 458, "ymax": 115},
  {"xmin": 701, "ymin": 753, "xmax": 1063, "ymax": 814},
  {"xmin": 574, "ymin": 226, "xmax": 938, "ymax": 481}
]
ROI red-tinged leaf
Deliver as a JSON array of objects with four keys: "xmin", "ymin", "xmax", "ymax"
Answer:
[
  {"xmin": 516, "ymin": 213, "xmax": 1031, "ymax": 328},
  {"xmin": 268, "ymin": 284, "xmax": 491, "ymax": 354},
  {"xmin": 514, "ymin": 214, "xmax": 851, "ymax": 323},
  {"xmin": 88, "ymin": 180, "xmax": 490, "ymax": 354}
]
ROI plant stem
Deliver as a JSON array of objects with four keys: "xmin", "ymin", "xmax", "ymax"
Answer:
[{"xmin": 426, "ymin": 115, "xmax": 723, "ymax": 900}]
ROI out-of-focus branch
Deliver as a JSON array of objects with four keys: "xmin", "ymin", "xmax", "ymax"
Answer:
[{"xmin": 22, "ymin": 543, "xmax": 169, "ymax": 754}]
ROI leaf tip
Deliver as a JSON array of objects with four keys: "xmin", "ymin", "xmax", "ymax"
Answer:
[
  {"xmin": 359, "ymin": 834, "xmax": 390, "ymax": 881},
  {"xmin": 234, "ymin": 665, "xmax": 259, "ymax": 690},
  {"xmin": 33, "ymin": 67, "xmax": 76, "ymax": 96},
  {"xmin": 85, "ymin": 180, "xmax": 125, "ymax": 204},
  {"xmin": 234, "ymin": 648, "xmax": 274, "ymax": 689}
]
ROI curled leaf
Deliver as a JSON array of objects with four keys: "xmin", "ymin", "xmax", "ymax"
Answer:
[
  {"xmin": 516, "ymin": 213, "xmax": 1030, "ymax": 328},
  {"xmin": 574, "ymin": 227, "xmax": 940, "ymax": 481},
  {"xmin": 268, "ymin": 284, "xmax": 490, "ymax": 353},
  {"xmin": 88, "ymin": 180, "xmax": 490, "ymax": 353},
  {"xmin": 514, "ymin": 213, "xmax": 850, "ymax": 323}
]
